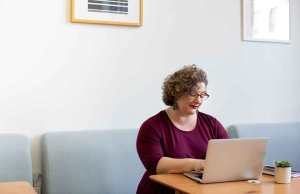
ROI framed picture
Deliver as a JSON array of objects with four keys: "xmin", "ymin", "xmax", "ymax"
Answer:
[
  {"xmin": 71, "ymin": 0, "xmax": 143, "ymax": 26},
  {"xmin": 242, "ymin": 0, "xmax": 290, "ymax": 43}
]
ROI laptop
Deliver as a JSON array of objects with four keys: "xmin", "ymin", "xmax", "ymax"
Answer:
[{"xmin": 184, "ymin": 138, "xmax": 268, "ymax": 183}]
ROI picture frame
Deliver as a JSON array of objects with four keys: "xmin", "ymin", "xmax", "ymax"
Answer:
[
  {"xmin": 71, "ymin": 0, "xmax": 143, "ymax": 27},
  {"xmin": 242, "ymin": 0, "xmax": 290, "ymax": 43}
]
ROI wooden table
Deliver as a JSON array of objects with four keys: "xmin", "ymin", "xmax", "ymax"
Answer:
[
  {"xmin": 150, "ymin": 174, "xmax": 300, "ymax": 194},
  {"xmin": 0, "ymin": 182, "xmax": 36, "ymax": 194}
]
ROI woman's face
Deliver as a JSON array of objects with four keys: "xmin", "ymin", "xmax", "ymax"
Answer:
[{"xmin": 175, "ymin": 82, "xmax": 208, "ymax": 115}]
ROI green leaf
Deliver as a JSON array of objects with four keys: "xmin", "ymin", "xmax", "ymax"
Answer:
[{"xmin": 275, "ymin": 160, "xmax": 291, "ymax": 168}]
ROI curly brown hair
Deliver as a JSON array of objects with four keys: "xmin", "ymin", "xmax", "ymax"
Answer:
[{"xmin": 162, "ymin": 64, "xmax": 208, "ymax": 107}]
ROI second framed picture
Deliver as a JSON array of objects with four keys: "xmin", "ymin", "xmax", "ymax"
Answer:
[
  {"xmin": 71, "ymin": 0, "xmax": 143, "ymax": 26},
  {"xmin": 242, "ymin": 0, "xmax": 290, "ymax": 43}
]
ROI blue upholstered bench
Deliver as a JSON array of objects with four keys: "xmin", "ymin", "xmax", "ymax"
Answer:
[
  {"xmin": 41, "ymin": 129, "xmax": 144, "ymax": 194},
  {"xmin": 40, "ymin": 123, "xmax": 300, "ymax": 193},
  {"xmin": 228, "ymin": 122, "xmax": 300, "ymax": 171},
  {"xmin": 0, "ymin": 134, "xmax": 33, "ymax": 184}
]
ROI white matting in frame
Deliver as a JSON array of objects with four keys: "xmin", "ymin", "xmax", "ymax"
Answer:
[
  {"xmin": 242, "ymin": 0, "xmax": 290, "ymax": 43},
  {"xmin": 71, "ymin": 0, "xmax": 143, "ymax": 26}
]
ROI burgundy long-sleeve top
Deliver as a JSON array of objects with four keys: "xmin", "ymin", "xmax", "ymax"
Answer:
[{"xmin": 136, "ymin": 110, "xmax": 229, "ymax": 194}]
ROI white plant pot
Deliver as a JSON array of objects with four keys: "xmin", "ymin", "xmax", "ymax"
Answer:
[{"xmin": 275, "ymin": 167, "xmax": 291, "ymax": 184}]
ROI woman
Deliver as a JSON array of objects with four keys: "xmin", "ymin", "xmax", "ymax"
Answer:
[{"xmin": 136, "ymin": 65, "xmax": 229, "ymax": 194}]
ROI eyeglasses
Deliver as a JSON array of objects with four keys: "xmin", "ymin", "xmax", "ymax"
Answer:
[{"xmin": 188, "ymin": 91, "xmax": 210, "ymax": 100}]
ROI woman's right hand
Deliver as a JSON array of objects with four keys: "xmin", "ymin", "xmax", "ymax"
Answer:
[
  {"xmin": 156, "ymin": 157, "xmax": 205, "ymax": 174},
  {"xmin": 190, "ymin": 159, "xmax": 205, "ymax": 172}
]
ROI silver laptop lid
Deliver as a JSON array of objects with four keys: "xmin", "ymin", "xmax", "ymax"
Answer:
[{"xmin": 201, "ymin": 138, "xmax": 268, "ymax": 183}]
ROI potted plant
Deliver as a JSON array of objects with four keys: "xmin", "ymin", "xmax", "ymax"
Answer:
[{"xmin": 274, "ymin": 160, "xmax": 292, "ymax": 183}]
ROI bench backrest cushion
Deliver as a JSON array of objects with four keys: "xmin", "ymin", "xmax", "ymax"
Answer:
[
  {"xmin": 0, "ymin": 134, "xmax": 32, "ymax": 184},
  {"xmin": 228, "ymin": 122, "xmax": 300, "ymax": 171},
  {"xmin": 41, "ymin": 129, "xmax": 144, "ymax": 194}
]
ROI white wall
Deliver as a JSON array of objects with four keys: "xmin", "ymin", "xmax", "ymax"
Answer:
[{"xmin": 0, "ymin": 0, "xmax": 299, "ymax": 174}]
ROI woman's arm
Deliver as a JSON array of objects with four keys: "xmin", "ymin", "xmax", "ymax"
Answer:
[{"xmin": 156, "ymin": 157, "xmax": 205, "ymax": 174}]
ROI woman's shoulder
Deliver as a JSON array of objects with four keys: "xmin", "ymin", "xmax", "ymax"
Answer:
[
  {"xmin": 197, "ymin": 111, "xmax": 228, "ymax": 138},
  {"xmin": 197, "ymin": 111, "xmax": 218, "ymax": 122},
  {"xmin": 197, "ymin": 111, "xmax": 224, "ymax": 128},
  {"xmin": 141, "ymin": 110, "xmax": 166, "ymax": 127},
  {"xmin": 138, "ymin": 110, "xmax": 167, "ymax": 137}
]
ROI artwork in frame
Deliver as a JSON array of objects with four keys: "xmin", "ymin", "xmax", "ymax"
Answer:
[
  {"xmin": 242, "ymin": 0, "xmax": 290, "ymax": 43},
  {"xmin": 71, "ymin": 0, "xmax": 143, "ymax": 26}
]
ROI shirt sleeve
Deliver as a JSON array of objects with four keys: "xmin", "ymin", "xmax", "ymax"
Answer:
[
  {"xmin": 213, "ymin": 117, "xmax": 229, "ymax": 139},
  {"xmin": 136, "ymin": 122, "xmax": 164, "ymax": 175}
]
